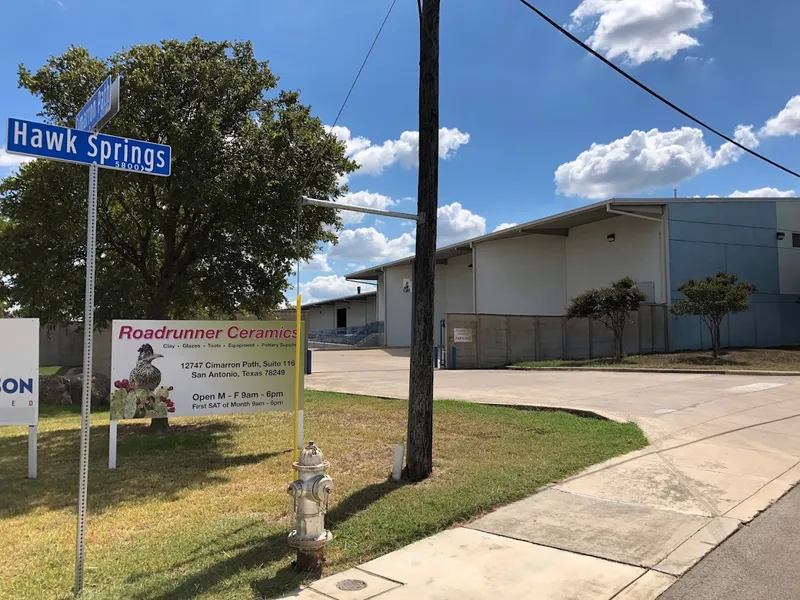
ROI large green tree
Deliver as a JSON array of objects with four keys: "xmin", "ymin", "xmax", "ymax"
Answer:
[
  {"xmin": 0, "ymin": 38, "xmax": 354, "ymax": 325},
  {"xmin": 0, "ymin": 38, "xmax": 355, "ymax": 430}
]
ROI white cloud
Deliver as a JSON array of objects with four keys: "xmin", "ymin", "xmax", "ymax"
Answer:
[
  {"xmin": 728, "ymin": 187, "xmax": 795, "ymax": 198},
  {"xmin": 300, "ymin": 275, "xmax": 362, "ymax": 304},
  {"xmin": 436, "ymin": 202, "xmax": 486, "ymax": 245},
  {"xmin": 329, "ymin": 227, "xmax": 416, "ymax": 262},
  {"xmin": 0, "ymin": 147, "xmax": 34, "ymax": 169},
  {"xmin": 326, "ymin": 202, "xmax": 487, "ymax": 263},
  {"xmin": 712, "ymin": 124, "xmax": 759, "ymax": 168},
  {"xmin": 493, "ymin": 222, "xmax": 518, "ymax": 232},
  {"xmin": 570, "ymin": 0, "xmax": 712, "ymax": 65},
  {"xmin": 335, "ymin": 191, "xmax": 396, "ymax": 225},
  {"xmin": 555, "ymin": 126, "xmax": 756, "ymax": 199},
  {"xmin": 760, "ymin": 96, "xmax": 800, "ymax": 138},
  {"xmin": 327, "ymin": 125, "xmax": 470, "ymax": 176},
  {"xmin": 301, "ymin": 253, "xmax": 331, "ymax": 273},
  {"xmin": 326, "ymin": 126, "xmax": 373, "ymax": 156}
]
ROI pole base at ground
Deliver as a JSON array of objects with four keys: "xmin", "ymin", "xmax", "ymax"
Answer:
[{"xmin": 294, "ymin": 548, "xmax": 325, "ymax": 573}]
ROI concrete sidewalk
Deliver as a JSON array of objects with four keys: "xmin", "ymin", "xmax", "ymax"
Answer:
[{"xmin": 288, "ymin": 357, "xmax": 800, "ymax": 599}]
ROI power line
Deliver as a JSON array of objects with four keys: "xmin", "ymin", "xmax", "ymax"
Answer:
[
  {"xmin": 301, "ymin": 0, "xmax": 398, "ymax": 192},
  {"xmin": 294, "ymin": 0, "xmax": 398, "ymax": 292},
  {"xmin": 516, "ymin": 0, "xmax": 800, "ymax": 180}
]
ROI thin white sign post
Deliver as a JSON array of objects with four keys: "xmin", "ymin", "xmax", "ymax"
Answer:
[
  {"xmin": 7, "ymin": 75, "xmax": 172, "ymax": 596},
  {"xmin": 0, "ymin": 318, "xmax": 40, "ymax": 478},
  {"xmin": 28, "ymin": 424, "xmax": 37, "ymax": 479}
]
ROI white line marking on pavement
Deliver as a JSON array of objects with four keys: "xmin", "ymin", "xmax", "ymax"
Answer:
[{"xmin": 727, "ymin": 383, "xmax": 787, "ymax": 394}]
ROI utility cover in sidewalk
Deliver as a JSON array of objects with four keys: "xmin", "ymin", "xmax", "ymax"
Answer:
[{"xmin": 336, "ymin": 579, "xmax": 367, "ymax": 591}]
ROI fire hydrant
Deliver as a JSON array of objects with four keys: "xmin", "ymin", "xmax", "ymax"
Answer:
[{"xmin": 287, "ymin": 441, "xmax": 334, "ymax": 571}]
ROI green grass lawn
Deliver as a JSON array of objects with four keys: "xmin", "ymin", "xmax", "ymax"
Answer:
[
  {"xmin": 515, "ymin": 347, "xmax": 800, "ymax": 372},
  {"xmin": 39, "ymin": 366, "xmax": 63, "ymax": 375},
  {"xmin": 0, "ymin": 391, "xmax": 646, "ymax": 600}
]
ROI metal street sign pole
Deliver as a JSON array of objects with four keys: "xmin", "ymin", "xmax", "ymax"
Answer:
[
  {"xmin": 72, "ymin": 74, "xmax": 121, "ymax": 597},
  {"xmin": 74, "ymin": 160, "xmax": 98, "ymax": 595},
  {"xmin": 5, "ymin": 76, "xmax": 171, "ymax": 597}
]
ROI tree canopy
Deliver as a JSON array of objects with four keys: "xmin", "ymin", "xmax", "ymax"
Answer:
[
  {"xmin": 671, "ymin": 272, "xmax": 756, "ymax": 358},
  {"xmin": 0, "ymin": 38, "xmax": 356, "ymax": 326},
  {"xmin": 566, "ymin": 277, "xmax": 647, "ymax": 360}
]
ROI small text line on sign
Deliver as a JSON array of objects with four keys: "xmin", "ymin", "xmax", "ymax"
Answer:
[{"xmin": 453, "ymin": 328, "xmax": 473, "ymax": 343}]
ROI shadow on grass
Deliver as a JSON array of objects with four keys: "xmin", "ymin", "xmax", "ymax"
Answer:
[
  {"xmin": 139, "ymin": 479, "xmax": 407, "ymax": 600},
  {"xmin": 0, "ymin": 412, "xmax": 289, "ymax": 518},
  {"xmin": 677, "ymin": 355, "xmax": 745, "ymax": 367}
]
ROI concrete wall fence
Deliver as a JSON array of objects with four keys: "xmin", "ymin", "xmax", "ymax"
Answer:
[{"xmin": 445, "ymin": 305, "xmax": 668, "ymax": 369}]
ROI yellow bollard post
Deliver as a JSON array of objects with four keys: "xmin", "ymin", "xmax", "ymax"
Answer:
[{"xmin": 293, "ymin": 294, "xmax": 302, "ymax": 463}]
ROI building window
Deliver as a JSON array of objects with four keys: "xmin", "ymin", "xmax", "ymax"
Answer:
[{"xmin": 793, "ymin": 233, "xmax": 800, "ymax": 248}]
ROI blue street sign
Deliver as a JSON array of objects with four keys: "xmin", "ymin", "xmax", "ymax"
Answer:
[
  {"xmin": 75, "ymin": 76, "xmax": 120, "ymax": 132},
  {"xmin": 5, "ymin": 118, "xmax": 171, "ymax": 177}
]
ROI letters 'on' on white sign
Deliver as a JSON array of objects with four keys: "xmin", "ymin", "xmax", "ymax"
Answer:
[
  {"xmin": 453, "ymin": 328, "xmax": 473, "ymax": 343},
  {"xmin": 0, "ymin": 318, "xmax": 40, "ymax": 426},
  {"xmin": 110, "ymin": 320, "xmax": 304, "ymax": 421}
]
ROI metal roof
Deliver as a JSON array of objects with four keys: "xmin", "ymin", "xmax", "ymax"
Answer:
[{"xmin": 344, "ymin": 196, "xmax": 800, "ymax": 280}]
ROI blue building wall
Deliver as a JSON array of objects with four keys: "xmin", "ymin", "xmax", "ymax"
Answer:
[{"xmin": 668, "ymin": 201, "xmax": 800, "ymax": 350}]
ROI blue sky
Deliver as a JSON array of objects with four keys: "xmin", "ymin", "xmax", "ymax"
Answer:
[{"xmin": 3, "ymin": 0, "xmax": 800, "ymax": 304}]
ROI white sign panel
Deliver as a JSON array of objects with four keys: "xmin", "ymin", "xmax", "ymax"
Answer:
[
  {"xmin": 402, "ymin": 278, "xmax": 412, "ymax": 293},
  {"xmin": 110, "ymin": 320, "xmax": 304, "ymax": 420},
  {"xmin": 0, "ymin": 318, "xmax": 39, "ymax": 426},
  {"xmin": 453, "ymin": 328, "xmax": 473, "ymax": 343}
]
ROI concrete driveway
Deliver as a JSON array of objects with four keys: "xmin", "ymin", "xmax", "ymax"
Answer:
[{"xmin": 299, "ymin": 349, "xmax": 800, "ymax": 599}]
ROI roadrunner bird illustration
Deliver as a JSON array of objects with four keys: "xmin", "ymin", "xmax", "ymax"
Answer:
[{"xmin": 129, "ymin": 344, "xmax": 164, "ymax": 392}]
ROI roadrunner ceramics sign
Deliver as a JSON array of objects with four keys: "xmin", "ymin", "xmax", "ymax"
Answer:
[
  {"xmin": 110, "ymin": 320, "xmax": 304, "ymax": 420},
  {"xmin": 0, "ymin": 318, "xmax": 39, "ymax": 426}
]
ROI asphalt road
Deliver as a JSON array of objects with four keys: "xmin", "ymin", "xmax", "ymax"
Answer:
[{"xmin": 659, "ymin": 484, "xmax": 800, "ymax": 600}]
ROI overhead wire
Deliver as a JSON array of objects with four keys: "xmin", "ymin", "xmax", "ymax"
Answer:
[
  {"xmin": 294, "ymin": 0, "xmax": 398, "ymax": 293},
  {"xmin": 515, "ymin": 0, "xmax": 800, "ymax": 180}
]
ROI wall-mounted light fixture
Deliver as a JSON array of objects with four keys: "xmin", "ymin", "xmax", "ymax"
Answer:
[
  {"xmin": 468, "ymin": 263, "xmax": 473, "ymax": 270},
  {"xmin": 777, "ymin": 232, "xmax": 786, "ymax": 241},
  {"xmin": 607, "ymin": 234, "xmax": 616, "ymax": 243}
]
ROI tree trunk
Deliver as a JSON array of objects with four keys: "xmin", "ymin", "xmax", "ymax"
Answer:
[
  {"xmin": 711, "ymin": 323, "xmax": 720, "ymax": 359},
  {"xmin": 148, "ymin": 302, "xmax": 171, "ymax": 433},
  {"xmin": 149, "ymin": 417, "xmax": 171, "ymax": 433},
  {"xmin": 405, "ymin": 0, "xmax": 439, "ymax": 483},
  {"xmin": 616, "ymin": 324, "xmax": 626, "ymax": 360}
]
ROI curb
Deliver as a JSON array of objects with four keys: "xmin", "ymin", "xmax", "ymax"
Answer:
[
  {"xmin": 506, "ymin": 366, "xmax": 800, "ymax": 376},
  {"xmin": 483, "ymin": 402, "xmax": 629, "ymax": 424}
]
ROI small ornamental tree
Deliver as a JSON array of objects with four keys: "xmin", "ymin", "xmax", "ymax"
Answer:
[
  {"xmin": 670, "ymin": 272, "xmax": 756, "ymax": 358},
  {"xmin": 566, "ymin": 277, "xmax": 647, "ymax": 360}
]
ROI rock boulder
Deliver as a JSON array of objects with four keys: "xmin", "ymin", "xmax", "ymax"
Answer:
[
  {"xmin": 39, "ymin": 374, "xmax": 72, "ymax": 405},
  {"xmin": 68, "ymin": 372, "xmax": 111, "ymax": 408}
]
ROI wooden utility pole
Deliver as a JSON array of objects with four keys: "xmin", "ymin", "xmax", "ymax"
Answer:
[{"xmin": 405, "ymin": 0, "xmax": 439, "ymax": 482}]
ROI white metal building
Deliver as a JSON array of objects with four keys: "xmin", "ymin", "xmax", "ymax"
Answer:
[
  {"xmin": 345, "ymin": 197, "xmax": 800, "ymax": 352},
  {"xmin": 301, "ymin": 289, "xmax": 377, "ymax": 333}
]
